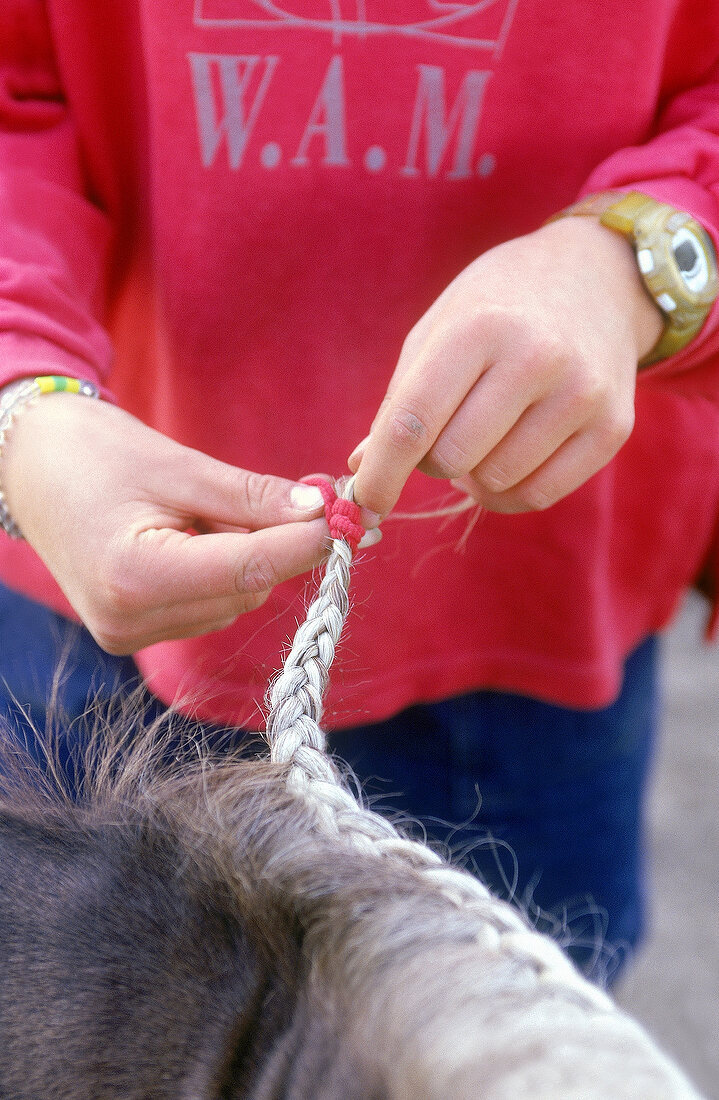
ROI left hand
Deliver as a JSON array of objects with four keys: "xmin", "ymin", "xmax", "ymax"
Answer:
[{"xmin": 348, "ymin": 216, "xmax": 664, "ymax": 517}]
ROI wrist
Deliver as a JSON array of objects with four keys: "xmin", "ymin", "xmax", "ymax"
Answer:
[
  {"xmin": 0, "ymin": 377, "xmax": 100, "ymax": 539},
  {"xmin": 536, "ymin": 216, "xmax": 664, "ymax": 361}
]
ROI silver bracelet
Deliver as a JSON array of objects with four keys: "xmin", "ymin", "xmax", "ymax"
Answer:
[{"xmin": 0, "ymin": 375, "xmax": 100, "ymax": 540}]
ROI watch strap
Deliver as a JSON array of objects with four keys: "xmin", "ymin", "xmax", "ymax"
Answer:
[{"xmin": 548, "ymin": 191, "xmax": 718, "ymax": 367}]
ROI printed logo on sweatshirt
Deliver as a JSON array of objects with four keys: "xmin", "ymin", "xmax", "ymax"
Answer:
[
  {"xmin": 193, "ymin": 1, "xmax": 518, "ymax": 55},
  {"xmin": 188, "ymin": 1, "xmax": 520, "ymax": 179}
]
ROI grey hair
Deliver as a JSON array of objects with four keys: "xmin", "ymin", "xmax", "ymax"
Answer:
[{"xmin": 263, "ymin": 476, "xmax": 702, "ymax": 1100}]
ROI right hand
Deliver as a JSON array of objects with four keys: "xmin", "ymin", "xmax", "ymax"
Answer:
[{"xmin": 1, "ymin": 393, "xmax": 332, "ymax": 654}]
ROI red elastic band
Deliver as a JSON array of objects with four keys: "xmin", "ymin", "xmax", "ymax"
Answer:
[{"xmin": 304, "ymin": 477, "xmax": 364, "ymax": 554}]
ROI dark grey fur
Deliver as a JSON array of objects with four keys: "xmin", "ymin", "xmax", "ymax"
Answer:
[
  {"xmin": 0, "ymin": 706, "xmax": 383, "ymax": 1099},
  {"xmin": 0, "ymin": 698, "xmax": 700, "ymax": 1100}
]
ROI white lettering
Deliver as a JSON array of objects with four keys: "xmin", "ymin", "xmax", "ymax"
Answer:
[
  {"xmin": 188, "ymin": 53, "xmax": 279, "ymax": 169},
  {"xmin": 402, "ymin": 66, "xmax": 491, "ymax": 180},
  {"xmin": 292, "ymin": 55, "xmax": 350, "ymax": 167}
]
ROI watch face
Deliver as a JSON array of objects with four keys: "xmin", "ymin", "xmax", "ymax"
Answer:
[{"xmin": 671, "ymin": 227, "xmax": 711, "ymax": 294}]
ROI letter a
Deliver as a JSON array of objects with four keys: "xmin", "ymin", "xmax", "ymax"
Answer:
[{"xmin": 292, "ymin": 56, "xmax": 350, "ymax": 167}]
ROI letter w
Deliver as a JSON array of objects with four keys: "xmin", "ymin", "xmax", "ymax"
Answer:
[
  {"xmin": 188, "ymin": 54, "xmax": 278, "ymax": 169},
  {"xmin": 403, "ymin": 66, "xmax": 491, "ymax": 180}
]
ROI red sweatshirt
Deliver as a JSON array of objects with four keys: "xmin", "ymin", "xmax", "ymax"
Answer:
[{"xmin": 2, "ymin": 0, "xmax": 719, "ymax": 730}]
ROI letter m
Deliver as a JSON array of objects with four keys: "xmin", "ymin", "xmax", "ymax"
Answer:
[
  {"xmin": 188, "ymin": 54, "xmax": 278, "ymax": 169},
  {"xmin": 403, "ymin": 66, "xmax": 491, "ymax": 180}
]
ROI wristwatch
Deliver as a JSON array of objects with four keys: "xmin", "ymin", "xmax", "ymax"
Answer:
[{"xmin": 549, "ymin": 191, "xmax": 718, "ymax": 367}]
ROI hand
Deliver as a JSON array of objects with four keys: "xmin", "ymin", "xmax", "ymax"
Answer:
[
  {"xmin": 1, "ymin": 395, "xmax": 332, "ymax": 653},
  {"xmin": 349, "ymin": 217, "xmax": 664, "ymax": 516}
]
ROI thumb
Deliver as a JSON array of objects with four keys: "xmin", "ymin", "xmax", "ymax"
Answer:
[{"xmin": 151, "ymin": 444, "xmax": 327, "ymax": 531}]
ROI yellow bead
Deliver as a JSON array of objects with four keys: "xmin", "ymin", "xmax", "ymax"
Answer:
[{"xmin": 34, "ymin": 376, "xmax": 82, "ymax": 395}]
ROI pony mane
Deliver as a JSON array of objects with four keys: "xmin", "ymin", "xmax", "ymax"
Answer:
[{"xmin": 0, "ymin": 476, "xmax": 701, "ymax": 1099}]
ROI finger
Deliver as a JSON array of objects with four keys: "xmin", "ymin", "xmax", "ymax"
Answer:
[
  {"xmin": 471, "ymin": 421, "xmax": 630, "ymax": 514},
  {"xmin": 90, "ymin": 591, "xmax": 271, "ymax": 655},
  {"xmin": 347, "ymin": 380, "xmax": 419, "ymax": 473},
  {"xmin": 102, "ymin": 519, "xmax": 328, "ymax": 615},
  {"xmin": 351, "ymin": 338, "xmax": 492, "ymax": 516},
  {"xmin": 153, "ymin": 519, "xmax": 329, "ymax": 601},
  {"xmin": 196, "ymin": 512, "xmax": 382, "ymax": 546},
  {"xmin": 375, "ymin": 286, "xmax": 466, "ymax": 415},
  {"xmin": 147, "ymin": 442, "xmax": 326, "ymax": 531},
  {"xmin": 448, "ymin": 389, "xmax": 587, "ymax": 496},
  {"xmin": 420, "ymin": 351, "xmax": 572, "ymax": 483},
  {"xmin": 357, "ymin": 527, "xmax": 383, "ymax": 549},
  {"xmin": 192, "ymin": 519, "xmax": 251, "ymax": 535},
  {"xmin": 347, "ymin": 303, "xmax": 490, "ymax": 477},
  {"xmin": 355, "ymin": 348, "xmax": 553, "ymax": 515},
  {"xmin": 92, "ymin": 515, "xmax": 381, "ymax": 654}
]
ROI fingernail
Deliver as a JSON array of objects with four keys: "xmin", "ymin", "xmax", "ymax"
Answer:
[
  {"xmin": 348, "ymin": 434, "xmax": 371, "ymax": 469},
  {"xmin": 290, "ymin": 485, "xmax": 325, "ymax": 511},
  {"xmin": 358, "ymin": 527, "xmax": 383, "ymax": 549},
  {"xmin": 360, "ymin": 506, "xmax": 382, "ymax": 529}
]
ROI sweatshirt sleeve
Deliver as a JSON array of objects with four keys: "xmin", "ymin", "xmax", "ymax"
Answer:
[
  {"xmin": 0, "ymin": 0, "xmax": 113, "ymax": 390},
  {"xmin": 580, "ymin": 45, "xmax": 719, "ymax": 375}
]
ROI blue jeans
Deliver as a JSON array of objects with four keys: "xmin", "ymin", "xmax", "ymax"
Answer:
[{"xmin": 0, "ymin": 583, "xmax": 658, "ymax": 983}]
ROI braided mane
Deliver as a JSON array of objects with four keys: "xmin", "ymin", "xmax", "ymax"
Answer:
[
  {"xmin": 0, "ymin": 478, "xmax": 699, "ymax": 1098},
  {"xmin": 261, "ymin": 475, "xmax": 701, "ymax": 1099}
]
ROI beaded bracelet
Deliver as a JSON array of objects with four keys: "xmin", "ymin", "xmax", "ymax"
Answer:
[{"xmin": 0, "ymin": 375, "xmax": 100, "ymax": 539}]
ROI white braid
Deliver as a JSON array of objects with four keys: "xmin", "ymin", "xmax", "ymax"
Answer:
[
  {"xmin": 264, "ymin": 476, "xmax": 701, "ymax": 1098},
  {"xmin": 265, "ymin": 476, "xmax": 604, "ymax": 995}
]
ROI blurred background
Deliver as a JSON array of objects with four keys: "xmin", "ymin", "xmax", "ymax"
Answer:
[{"xmin": 616, "ymin": 591, "xmax": 719, "ymax": 1098}]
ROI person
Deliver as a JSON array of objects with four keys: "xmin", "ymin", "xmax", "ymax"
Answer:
[{"xmin": 1, "ymin": 0, "xmax": 719, "ymax": 981}]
